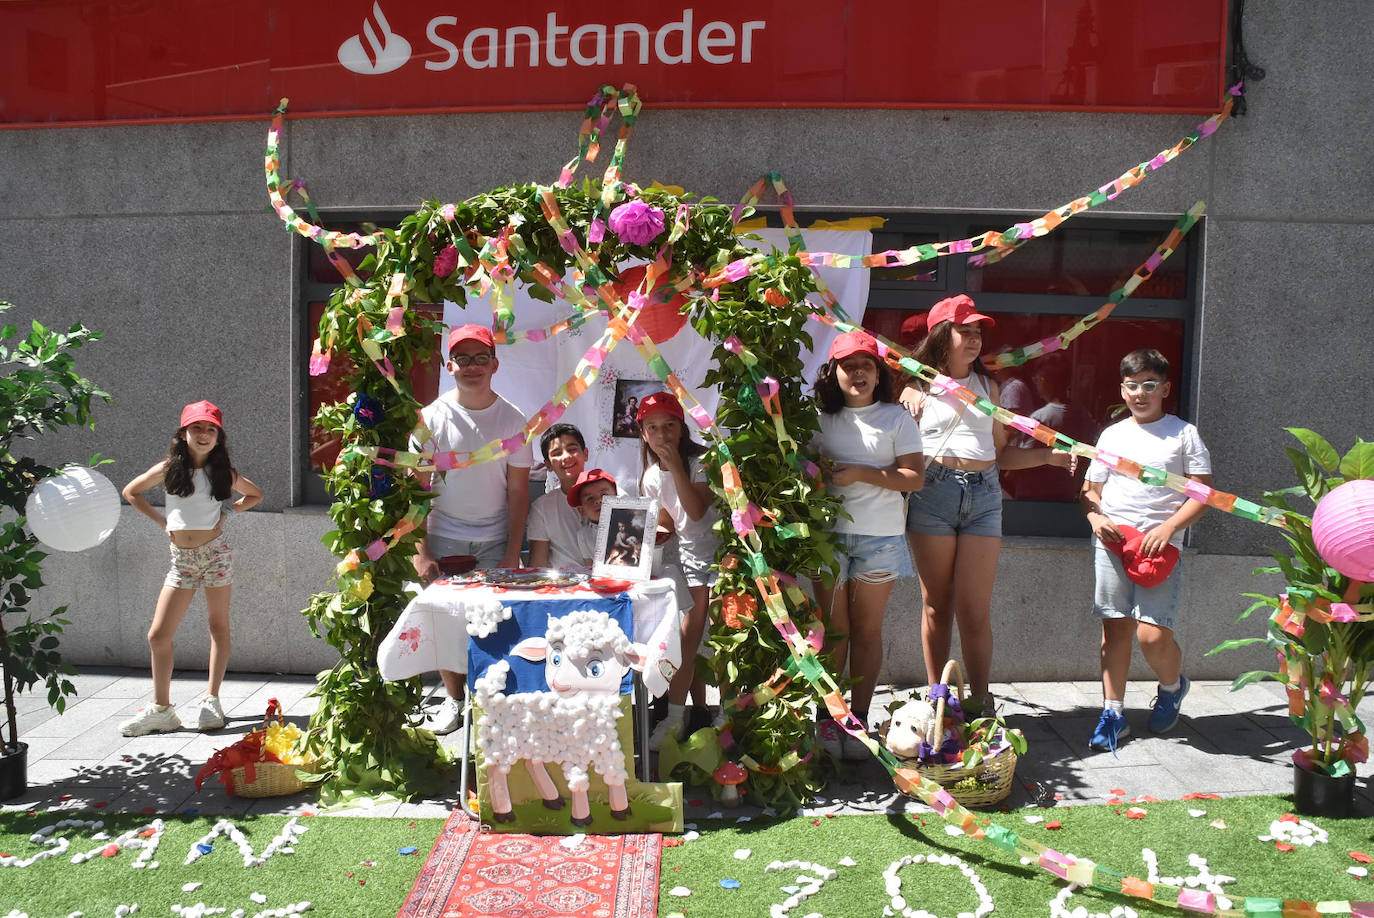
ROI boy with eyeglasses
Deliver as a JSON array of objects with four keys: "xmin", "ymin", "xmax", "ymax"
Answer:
[
  {"xmin": 1079, "ymin": 348, "xmax": 1212, "ymax": 753},
  {"xmin": 413, "ymin": 323, "xmax": 531, "ymax": 734}
]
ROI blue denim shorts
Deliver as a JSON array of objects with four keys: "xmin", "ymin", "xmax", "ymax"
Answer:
[
  {"xmin": 832, "ymin": 532, "xmax": 914, "ymax": 584},
  {"xmin": 1093, "ymin": 541, "xmax": 1183, "ymax": 630},
  {"xmin": 906, "ymin": 464, "xmax": 1003, "ymax": 538}
]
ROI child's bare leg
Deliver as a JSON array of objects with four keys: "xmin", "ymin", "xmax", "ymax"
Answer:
[
  {"xmin": 846, "ymin": 578, "xmax": 896, "ymax": 717},
  {"xmin": 203, "ymin": 585, "xmax": 232, "ymax": 697},
  {"xmin": 1136, "ymin": 621, "xmax": 1182, "ymax": 686},
  {"xmin": 668, "ymin": 586, "xmax": 709, "ymax": 705},
  {"xmin": 148, "ymin": 586, "xmax": 196, "ymax": 706},
  {"xmin": 1100, "ymin": 617, "xmax": 1138, "ymax": 703},
  {"xmin": 686, "ymin": 585, "xmax": 709, "ymax": 708},
  {"xmin": 909, "ymin": 533, "xmax": 957, "ymax": 686}
]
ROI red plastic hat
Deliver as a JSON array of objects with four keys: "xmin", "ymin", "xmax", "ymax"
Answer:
[
  {"xmin": 567, "ymin": 468, "xmax": 617, "ymax": 508},
  {"xmin": 899, "ymin": 313, "xmax": 926, "ymax": 345},
  {"xmin": 927, "ymin": 294, "xmax": 995, "ymax": 332},
  {"xmin": 179, "ymin": 400, "xmax": 223, "ymax": 429},
  {"xmin": 828, "ymin": 330, "xmax": 882, "ymax": 362},
  {"xmin": 636, "ymin": 391, "xmax": 684, "ymax": 424},
  {"xmin": 446, "ymin": 323, "xmax": 495, "ymax": 356},
  {"xmin": 1102, "ymin": 524, "xmax": 1180, "ymax": 588}
]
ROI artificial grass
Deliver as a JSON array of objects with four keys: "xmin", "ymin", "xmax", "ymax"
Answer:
[
  {"xmin": 659, "ymin": 797, "xmax": 1374, "ymax": 917},
  {"xmin": 0, "ymin": 812, "xmax": 443, "ymax": 917}
]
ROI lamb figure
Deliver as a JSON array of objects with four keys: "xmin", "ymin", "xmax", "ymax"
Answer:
[
  {"xmin": 472, "ymin": 609, "xmax": 648, "ymax": 826},
  {"xmin": 884, "ymin": 697, "xmax": 942, "ymax": 759}
]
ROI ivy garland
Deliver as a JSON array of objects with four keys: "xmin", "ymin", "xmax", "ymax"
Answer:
[{"xmin": 270, "ymin": 87, "xmax": 846, "ymax": 805}]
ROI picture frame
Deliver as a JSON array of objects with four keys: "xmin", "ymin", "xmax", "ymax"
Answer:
[{"xmin": 593, "ymin": 495, "xmax": 658, "ymax": 582}]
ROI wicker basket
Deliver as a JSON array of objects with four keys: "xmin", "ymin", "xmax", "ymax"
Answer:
[
  {"xmin": 197, "ymin": 699, "xmax": 319, "ymax": 798},
  {"xmin": 883, "ymin": 661, "xmax": 1018, "ymax": 808}
]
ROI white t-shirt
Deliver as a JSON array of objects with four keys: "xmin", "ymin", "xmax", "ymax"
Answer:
[
  {"xmin": 526, "ymin": 490, "xmax": 596, "ymax": 569},
  {"xmin": 813, "ymin": 401, "xmax": 924, "ymax": 536},
  {"xmin": 918, "ymin": 374, "xmax": 997, "ymax": 461},
  {"xmin": 1086, "ymin": 414, "xmax": 1211, "ymax": 546},
  {"xmin": 419, "ymin": 394, "xmax": 533, "ymax": 541},
  {"xmin": 642, "ymin": 457, "xmax": 720, "ymax": 557}
]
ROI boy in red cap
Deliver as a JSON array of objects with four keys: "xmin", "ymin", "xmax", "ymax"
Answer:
[
  {"xmin": 528, "ymin": 423, "xmax": 598, "ymax": 569},
  {"xmin": 1081, "ymin": 348, "xmax": 1212, "ymax": 752},
  {"xmin": 413, "ymin": 323, "xmax": 532, "ymax": 734}
]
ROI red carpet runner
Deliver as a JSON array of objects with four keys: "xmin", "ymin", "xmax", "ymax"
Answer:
[{"xmin": 398, "ymin": 810, "xmax": 662, "ymax": 917}]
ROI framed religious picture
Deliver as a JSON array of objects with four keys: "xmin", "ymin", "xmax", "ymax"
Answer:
[
  {"xmin": 611, "ymin": 378, "xmax": 664, "ymax": 439},
  {"xmin": 593, "ymin": 496, "xmax": 658, "ymax": 581}
]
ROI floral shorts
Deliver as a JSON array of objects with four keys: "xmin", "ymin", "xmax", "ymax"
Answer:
[{"xmin": 165, "ymin": 534, "xmax": 232, "ymax": 589}]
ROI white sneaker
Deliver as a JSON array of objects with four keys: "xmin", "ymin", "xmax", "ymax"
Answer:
[
  {"xmin": 119, "ymin": 704, "xmax": 182, "ymax": 737},
  {"xmin": 647, "ymin": 714, "xmax": 683, "ymax": 752},
  {"xmin": 428, "ymin": 696, "xmax": 464, "ymax": 736},
  {"xmin": 195, "ymin": 695, "xmax": 226, "ymax": 731}
]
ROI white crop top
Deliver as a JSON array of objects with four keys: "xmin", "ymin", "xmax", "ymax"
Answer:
[
  {"xmin": 917, "ymin": 374, "xmax": 997, "ymax": 461},
  {"xmin": 165, "ymin": 468, "xmax": 224, "ymax": 531}
]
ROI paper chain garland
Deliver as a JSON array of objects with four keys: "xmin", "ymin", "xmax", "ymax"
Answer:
[{"xmin": 267, "ymin": 81, "xmax": 1372, "ymax": 917}]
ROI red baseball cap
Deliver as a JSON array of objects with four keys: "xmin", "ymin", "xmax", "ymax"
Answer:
[
  {"xmin": 180, "ymin": 400, "xmax": 223, "ymax": 429},
  {"xmin": 447, "ymin": 323, "xmax": 495, "ymax": 356},
  {"xmin": 636, "ymin": 391, "xmax": 684, "ymax": 424},
  {"xmin": 927, "ymin": 294, "xmax": 995, "ymax": 332},
  {"xmin": 1102, "ymin": 524, "xmax": 1180, "ymax": 588},
  {"xmin": 567, "ymin": 468, "xmax": 617, "ymax": 508},
  {"xmin": 828, "ymin": 330, "xmax": 881, "ymax": 362},
  {"xmin": 899, "ymin": 313, "xmax": 926, "ymax": 346}
]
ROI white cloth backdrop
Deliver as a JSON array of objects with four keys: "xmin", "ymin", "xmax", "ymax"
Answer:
[{"xmin": 439, "ymin": 228, "xmax": 872, "ymax": 490}]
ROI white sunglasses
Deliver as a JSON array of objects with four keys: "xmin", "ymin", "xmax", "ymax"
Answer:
[{"xmin": 1122, "ymin": 380, "xmax": 1163, "ymax": 393}]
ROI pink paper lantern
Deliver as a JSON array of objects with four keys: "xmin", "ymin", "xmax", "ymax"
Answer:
[{"xmin": 1312, "ymin": 479, "xmax": 1374, "ymax": 580}]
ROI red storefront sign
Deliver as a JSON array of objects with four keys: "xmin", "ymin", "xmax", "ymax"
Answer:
[{"xmin": 1, "ymin": 0, "xmax": 1228, "ymax": 127}]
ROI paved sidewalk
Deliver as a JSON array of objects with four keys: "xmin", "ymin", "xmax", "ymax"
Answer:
[{"xmin": 4, "ymin": 667, "xmax": 1371, "ymax": 821}]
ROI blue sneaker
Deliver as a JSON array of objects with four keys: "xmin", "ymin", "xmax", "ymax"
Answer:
[
  {"xmin": 1088, "ymin": 709, "xmax": 1130, "ymax": 753},
  {"xmin": 1148, "ymin": 676, "xmax": 1190, "ymax": 733}
]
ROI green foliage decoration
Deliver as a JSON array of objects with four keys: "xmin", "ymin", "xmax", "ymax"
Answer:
[
  {"xmin": 0, "ymin": 302, "xmax": 109, "ymax": 754},
  {"xmin": 1210, "ymin": 428, "xmax": 1374, "ymax": 776},
  {"xmin": 283, "ymin": 88, "xmax": 849, "ymax": 805}
]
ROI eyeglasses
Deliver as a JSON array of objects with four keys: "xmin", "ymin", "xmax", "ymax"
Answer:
[
  {"xmin": 1121, "ymin": 380, "xmax": 1162, "ymax": 393},
  {"xmin": 451, "ymin": 353, "xmax": 493, "ymax": 368}
]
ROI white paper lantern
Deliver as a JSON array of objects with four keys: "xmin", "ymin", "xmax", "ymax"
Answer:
[{"xmin": 24, "ymin": 466, "xmax": 121, "ymax": 552}]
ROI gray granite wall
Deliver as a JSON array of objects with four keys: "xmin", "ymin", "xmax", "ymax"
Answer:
[{"xmin": 2, "ymin": 2, "xmax": 1368, "ymax": 678}]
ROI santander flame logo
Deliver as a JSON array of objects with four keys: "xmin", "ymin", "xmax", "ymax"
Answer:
[{"xmin": 337, "ymin": 3, "xmax": 412, "ymax": 75}]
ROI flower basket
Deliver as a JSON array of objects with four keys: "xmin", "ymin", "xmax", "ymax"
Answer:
[
  {"xmin": 194, "ymin": 699, "xmax": 318, "ymax": 798},
  {"xmin": 881, "ymin": 661, "xmax": 1020, "ymax": 809}
]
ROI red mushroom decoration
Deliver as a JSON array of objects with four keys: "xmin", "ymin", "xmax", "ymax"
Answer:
[{"xmin": 714, "ymin": 761, "xmax": 748, "ymax": 808}]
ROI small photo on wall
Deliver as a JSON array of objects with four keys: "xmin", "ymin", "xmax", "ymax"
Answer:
[
  {"xmin": 612, "ymin": 379, "xmax": 664, "ymax": 439},
  {"xmin": 593, "ymin": 496, "xmax": 659, "ymax": 581}
]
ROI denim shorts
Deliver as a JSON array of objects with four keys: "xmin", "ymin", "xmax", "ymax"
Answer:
[
  {"xmin": 1093, "ymin": 541, "xmax": 1183, "ymax": 630},
  {"xmin": 906, "ymin": 464, "xmax": 1003, "ymax": 538},
  {"xmin": 165, "ymin": 534, "xmax": 232, "ymax": 589},
  {"xmin": 832, "ymin": 532, "xmax": 914, "ymax": 584},
  {"xmin": 428, "ymin": 535, "xmax": 506, "ymax": 569}
]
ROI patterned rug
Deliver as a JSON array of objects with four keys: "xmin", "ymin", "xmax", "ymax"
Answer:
[{"xmin": 398, "ymin": 810, "xmax": 662, "ymax": 917}]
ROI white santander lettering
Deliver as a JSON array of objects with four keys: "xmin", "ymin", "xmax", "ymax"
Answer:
[
  {"xmin": 464, "ymin": 27, "xmax": 499, "ymax": 68},
  {"xmin": 545, "ymin": 11, "xmax": 569, "ymax": 66},
  {"xmin": 656, "ymin": 9, "xmax": 693, "ymax": 65},
  {"xmin": 425, "ymin": 16, "xmax": 459, "ymax": 70},
  {"xmin": 612, "ymin": 23, "xmax": 649, "ymax": 65},
  {"xmin": 698, "ymin": 21, "xmax": 734, "ymax": 63},
  {"xmin": 570, "ymin": 24, "xmax": 607, "ymax": 66},
  {"xmin": 414, "ymin": 10, "xmax": 767, "ymax": 74}
]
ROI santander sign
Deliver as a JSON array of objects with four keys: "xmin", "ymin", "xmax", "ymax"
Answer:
[{"xmin": 337, "ymin": 2, "xmax": 767, "ymax": 75}]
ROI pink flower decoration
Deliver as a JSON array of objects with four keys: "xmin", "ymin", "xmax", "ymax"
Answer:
[
  {"xmin": 608, "ymin": 200, "xmax": 666, "ymax": 245},
  {"xmin": 433, "ymin": 245, "xmax": 458, "ymax": 278},
  {"xmin": 1330, "ymin": 602, "xmax": 1360, "ymax": 623},
  {"xmin": 439, "ymin": 203, "xmax": 457, "ymax": 221}
]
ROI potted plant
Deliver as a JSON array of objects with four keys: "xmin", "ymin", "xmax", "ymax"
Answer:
[
  {"xmin": 1210, "ymin": 428, "xmax": 1374, "ymax": 817},
  {"xmin": 0, "ymin": 303, "xmax": 108, "ymax": 799}
]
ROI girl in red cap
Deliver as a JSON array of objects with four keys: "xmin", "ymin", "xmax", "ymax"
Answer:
[
  {"xmin": 812, "ymin": 330, "xmax": 926, "ymax": 759},
  {"xmin": 637, "ymin": 391, "xmax": 720, "ymax": 748},
  {"xmin": 118, "ymin": 401, "xmax": 262, "ymax": 737},
  {"xmin": 900, "ymin": 295, "xmax": 1071, "ymax": 712}
]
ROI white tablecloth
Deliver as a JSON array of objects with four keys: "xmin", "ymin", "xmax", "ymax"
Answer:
[{"xmin": 377, "ymin": 577, "xmax": 682, "ymax": 697}]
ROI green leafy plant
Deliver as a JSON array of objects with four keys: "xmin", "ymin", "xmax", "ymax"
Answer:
[
  {"xmin": 0, "ymin": 302, "xmax": 109, "ymax": 755},
  {"xmin": 1210, "ymin": 428, "xmax": 1374, "ymax": 777}
]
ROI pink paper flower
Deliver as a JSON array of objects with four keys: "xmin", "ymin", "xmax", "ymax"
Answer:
[
  {"xmin": 608, "ymin": 199, "xmax": 666, "ymax": 245},
  {"xmin": 433, "ymin": 244, "xmax": 458, "ymax": 278}
]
